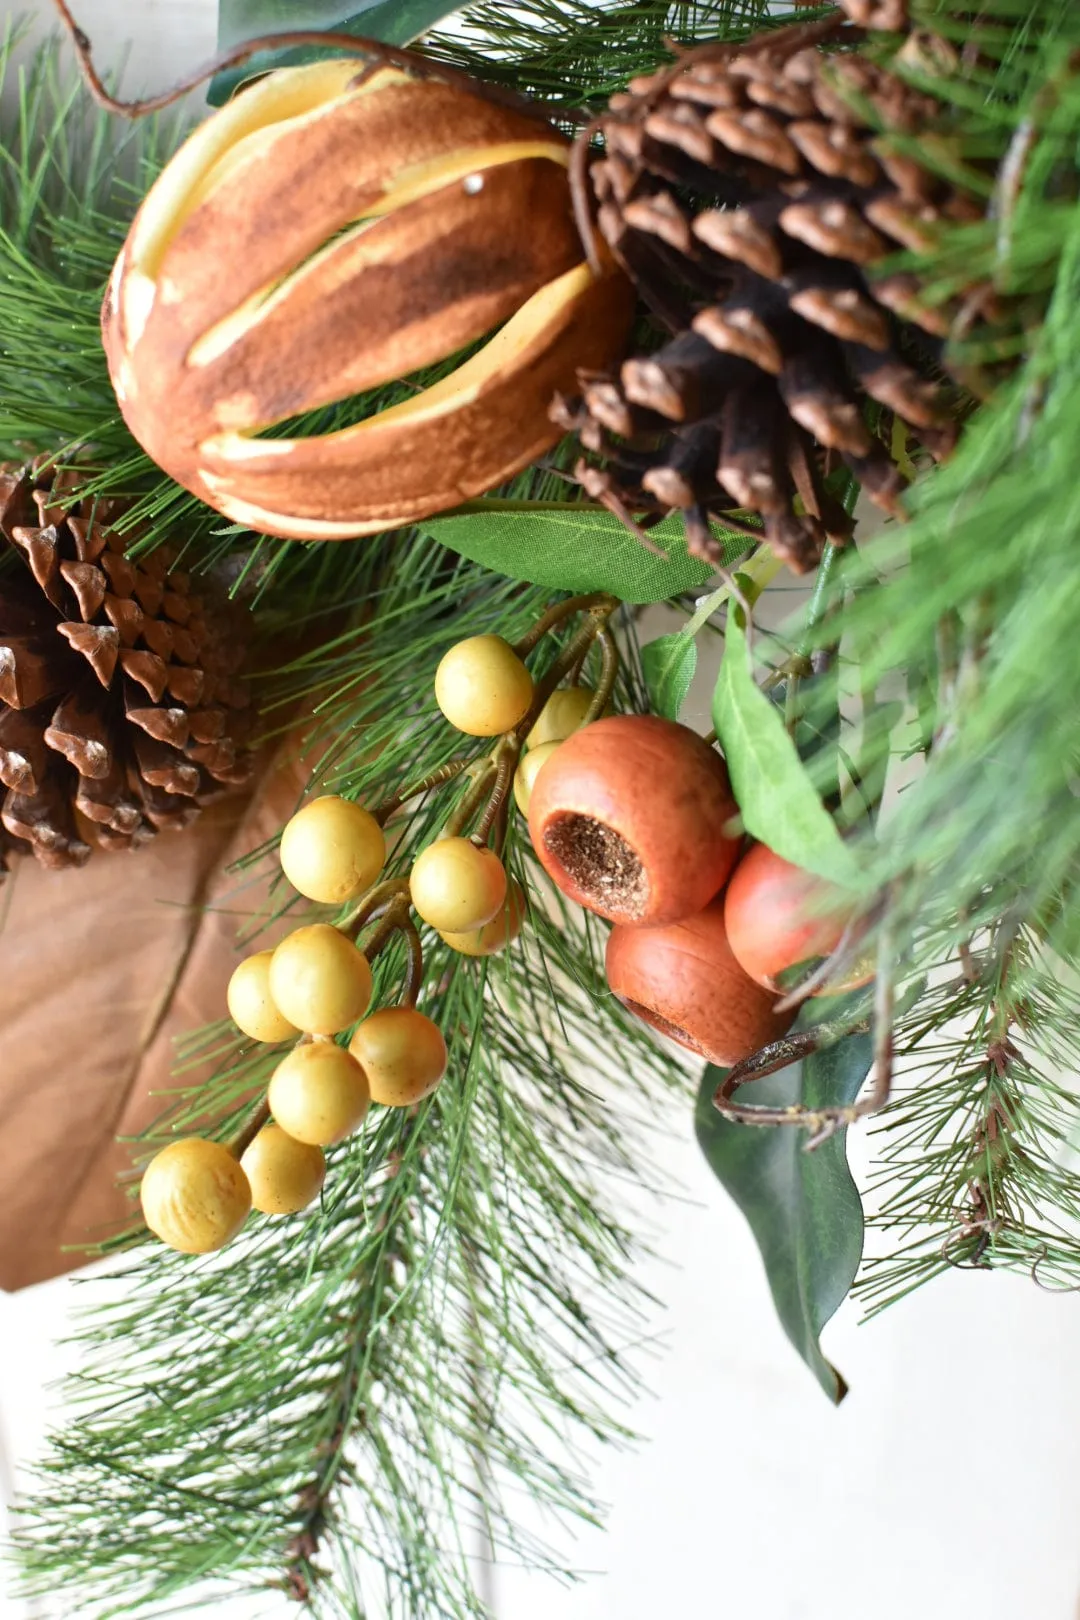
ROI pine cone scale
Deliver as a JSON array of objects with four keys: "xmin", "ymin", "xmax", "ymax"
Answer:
[{"xmin": 0, "ymin": 634, "xmax": 70, "ymax": 708}]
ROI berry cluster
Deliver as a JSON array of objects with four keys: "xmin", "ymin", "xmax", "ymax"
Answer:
[
  {"xmin": 139, "ymin": 598, "xmax": 622, "ymax": 1254},
  {"xmin": 525, "ymin": 713, "xmax": 862, "ymax": 1067}
]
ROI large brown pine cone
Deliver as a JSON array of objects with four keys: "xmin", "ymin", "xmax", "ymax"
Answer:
[
  {"xmin": 558, "ymin": 6, "xmax": 1000, "ymax": 570},
  {"xmin": 0, "ymin": 459, "xmax": 256, "ymax": 873}
]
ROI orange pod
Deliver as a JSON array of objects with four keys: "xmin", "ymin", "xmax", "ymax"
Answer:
[
  {"xmin": 102, "ymin": 62, "xmax": 634, "ymax": 540},
  {"xmin": 724, "ymin": 842, "xmax": 864, "ymax": 993},
  {"xmin": 527, "ymin": 714, "xmax": 740, "ymax": 927},
  {"xmin": 606, "ymin": 895, "xmax": 794, "ymax": 1067}
]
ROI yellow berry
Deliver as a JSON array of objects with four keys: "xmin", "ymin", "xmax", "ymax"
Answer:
[
  {"xmin": 226, "ymin": 950, "xmax": 300, "ymax": 1044},
  {"xmin": 269, "ymin": 924, "xmax": 372, "ymax": 1034},
  {"xmin": 279, "ymin": 795, "xmax": 386, "ymax": 905},
  {"xmin": 240, "ymin": 1124, "xmax": 326, "ymax": 1214},
  {"xmin": 513, "ymin": 741, "xmax": 560, "ymax": 816},
  {"xmin": 441, "ymin": 880, "xmax": 527, "ymax": 956},
  {"xmin": 409, "ymin": 838, "xmax": 507, "ymax": 932},
  {"xmin": 267, "ymin": 1040, "xmax": 371, "ymax": 1145},
  {"xmin": 434, "ymin": 634, "xmax": 534, "ymax": 736},
  {"xmin": 348, "ymin": 1007, "xmax": 448, "ymax": 1108},
  {"xmin": 526, "ymin": 687, "xmax": 595, "ymax": 750},
  {"xmin": 140, "ymin": 1138, "xmax": 251, "ymax": 1255}
]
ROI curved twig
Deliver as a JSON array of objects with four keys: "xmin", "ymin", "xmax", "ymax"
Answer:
[
  {"xmin": 568, "ymin": 118, "xmax": 605, "ymax": 276},
  {"xmin": 712, "ymin": 912, "xmax": 894, "ymax": 1142},
  {"xmin": 1029, "ymin": 1246, "xmax": 1080, "ymax": 1294},
  {"xmin": 48, "ymin": 0, "xmax": 563, "ymax": 124}
]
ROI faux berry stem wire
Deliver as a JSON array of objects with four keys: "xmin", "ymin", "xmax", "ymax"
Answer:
[
  {"xmin": 443, "ymin": 759, "xmax": 500, "ymax": 839},
  {"xmin": 362, "ymin": 897, "xmax": 417, "ymax": 964},
  {"xmin": 581, "ymin": 627, "xmax": 619, "ymax": 726},
  {"xmin": 373, "ymin": 759, "xmax": 471, "ymax": 827},
  {"xmin": 511, "ymin": 592, "xmax": 615, "ymax": 658},
  {"xmin": 397, "ymin": 920, "xmax": 425, "ymax": 1010},
  {"xmin": 231, "ymin": 1098, "xmax": 271, "ymax": 1161},
  {"xmin": 473, "ymin": 744, "xmax": 518, "ymax": 845},
  {"xmin": 343, "ymin": 878, "xmax": 413, "ymax": 936}
]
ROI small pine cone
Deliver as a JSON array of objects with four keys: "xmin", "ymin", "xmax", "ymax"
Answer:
[
  {"xmin": 0, "ymin": 460, "xmax": 257, "ymax": 876},
  {"xmin": 565, "ymin": 12, "xmax": 995, "ymax": 571}
]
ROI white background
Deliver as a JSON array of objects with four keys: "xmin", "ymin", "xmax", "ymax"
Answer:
[{"xmin": 3, "ymin": 5, "xmax": 1080, "ymax": 1619}]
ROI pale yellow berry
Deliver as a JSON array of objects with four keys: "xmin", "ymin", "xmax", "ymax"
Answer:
[
  {"xmin": 240, "ymin": 1124, "xmax": 326, "ymax": 1214},
  {"xmin": 269, "ymin": 924, "xmax": 372, "ymax": 1035},
  {"xmin": 513, "ymin": 741, "xmax": 560, "ymax": 816},
  {"xmin": 279, "ymin": 795, "xmax": 386, "ymax": 905},
  {"xmin": 140, "ymin": 1138, "xmax": 251, "ymax": 1255},
  {"xmin": 226, "ymin": 950, "xmax": 300, "ymax": 1044},
  {"xmin": 526, "ymin": 687, "xmax": 595, "ymax": 750},
  {"xmin": 348, "ymin": 1007, "xmax": 448, "ymax": 1108},
  {"xmin": 409, "ymin": 838, "xmax": 507, "ymax": 932},
  {"xmin": 267, "ymin": 1040, "xmax": 370, "ymax": 1145},
  {"xmin": 434, "ymin": 635, "xmax": 534, "ymax": 736},
  {"xmin": 441, "ymin": 880, "xmax": 527, "ymax": 956}
]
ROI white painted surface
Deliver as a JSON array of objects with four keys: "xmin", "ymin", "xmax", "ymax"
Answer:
[{"xmin": 2, "ymin": 7, "xmax": 1080, "ymax": 1620}]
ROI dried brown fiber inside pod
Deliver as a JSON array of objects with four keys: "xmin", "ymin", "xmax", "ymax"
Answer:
[
  {"xmin": 557, "ymin": 1, "xmax": 1004, "ymax": 571},
  {"xmin": 0, "ymin": 458, "xmax": 256, "ymax": 875}
]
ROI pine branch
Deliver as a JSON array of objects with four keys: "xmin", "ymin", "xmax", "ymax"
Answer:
[
  {"xmin": 857, "ymin": 926, "xmax": 1080, "ymax": 1311},
  {"xmin": 427, "ymin": 0, "xmax": 826, "ymax": 109},
  {"xmin": 13, "ymin": 530, "xmax": 684, "ymax": 1618}
]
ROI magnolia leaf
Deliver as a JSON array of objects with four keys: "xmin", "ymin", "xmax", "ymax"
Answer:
[
  {"xmin": 210, "ymin": 0, "xmax": 461, "ymax": 103},
  {"xmin": 421, "ymin": 508, "xmax": 740, "ymax": 604},
  {"xmin": 695, "ymin": 1003, "xmax": 871, "ymax": 1403},
  {"xmin": 0, "ymin": 743, "xmax": 307, "ymax": 1292},
  {"xmin": 641, "ymin": 632, "xmax": 697, "ymax": 720},
  {"xmin": 712, "ymin": 612, "xmax": 855, "ymax": 884}
]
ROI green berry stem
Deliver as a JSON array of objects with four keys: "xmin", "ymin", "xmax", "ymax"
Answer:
[
  {"xmin": 511, "ymin": 592, "xmax": 618, "ymax": 658},
  {"xmin": 231, "ymin": 1097, "xmax": 272, "ymax": 1161},
  {"xmin": 442, "ymin": 758, "xmax": 499, "ymax": 839},
  {"xmin": 582, "ymin": 626, "xmax": 619, "ymax": 726},
  {"xmin": 490, "ymin": 783, "xmax": 512, "ymax": 861},
  {"xmin": 361, "ymin": 897, "xmax": 417, "ymax": 961},
  {"xmin": 343, "ymin": 877, "xmax": 413, "ymax": 935},
  {"xmin": 473, "ymin": 742, "xmax": 518, "ymax": 844},
  {"xmin": 398, "ymin": 918, "xmax": 425, "ymax": 1010},
  {"xmin": 372, "ymin": 758, "xmax": 472, "ymax": 827},
  {"xmin": 512, "ymin": 598, "xmax": 620, "ymax": 745}
]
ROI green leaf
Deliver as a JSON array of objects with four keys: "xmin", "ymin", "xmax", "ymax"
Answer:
[
  {"xmin": 421, "ymin": 508, "xmax": 737, "ymax": 604},
  {"xmin": 641, "ymin": 632, "xmax": 697, "ymax": 720},
  {"xmin": 695, "ymin": 1006, "xmax": 871, "ymax": 1403},
  {"xmin": 712, "ymin": 612, "xmax": 855, "ymax": 884},
  {"xmin": 210, "ymin": 1, "xmax": 462, "ymax": 104}
]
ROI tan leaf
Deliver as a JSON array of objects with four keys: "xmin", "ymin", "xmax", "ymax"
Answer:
[{"xmin": 0, "ymin": 742, "xmax": 306, "ymax": 1291}]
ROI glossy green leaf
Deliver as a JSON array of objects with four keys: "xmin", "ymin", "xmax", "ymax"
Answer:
[
  {"xmin": 641, "ymin": 632, "xmax": 697, "ymax": 720},
  {"xmin": 712, "ymin": 612, "xmax": 855, "ymax": 884},
  {"xmin": 421, "ymin": 508, "xmax": 742, "ymax": 604},
  {"xmin": 210, "ymin": 0, "xmax": 461, "ymax": 104},
  {"xmin": 695, "ymin": 1004, "xmax": 871, "ymax": 1403}
]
